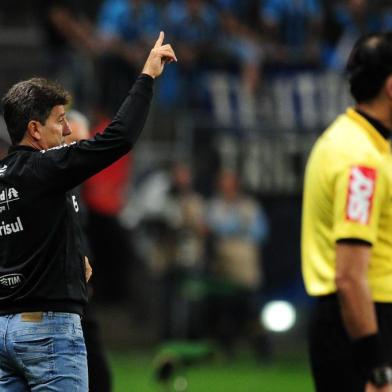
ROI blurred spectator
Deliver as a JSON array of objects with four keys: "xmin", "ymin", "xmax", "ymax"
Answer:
[
  {"xmin": 214, "ymin": 0, "xmax": 263, "ymax": 93},
  {"xmin": 260, "ymin": 0, "xmax": 323, "ymax": 68},
  {"xmin": 207, "ymin": 170, "xmax": 268, "ymax": 291},
  {"xmin": 82, "ymin": 114, "xmax": 134, "ymax": 304},
  {"xmin": 382, "ymin": 2, "xmax": 392, "ymax": 31},
  {"xmin": 97, "ymin": 0, "xmax": 160, "ymax": 113},
  {"xmin": 64, "ymin": 110, "xmax": 112, "ymax": 392},
  {"xmin": 146, "ymin": 163, "xmax": 207, "ymax": 339},
  {"xmin": 160, "ymin": 0, "xmax": 219, "ymax": 108},
  {"xmin": 37, "ymin": 0, "xmax": 100, "ymax": 112},
  {"xmin": 152, "ymin": 163, "xmax": 206, "ymax": 274},
  {"xmin": 98, "ymin": 0, "xmax": 159, "ymax": 54},
  {"xmin": 65, "ymin": 110, "xmax": 111, "ymax": 392},
  {"xmin": 63, "ymin": 110, "xmax": 91, "ymax": 230},
  {"xmin": 66, "ymin": 109, "xmax": 90, "ymax": 142},
  {"xmin": 164, "ymin": 0, "xmax": 217, "ymax": 70},
  {"xmin": 206, "ymin": 170, "xmax": 269, "ymax": 356},
  {"xmin": 214, "ymin": 0, "xmax": 257, "ymax": 24},
  {"xmin": 324, "ymin": 0, "xmax": 383, "ymax": 70}
]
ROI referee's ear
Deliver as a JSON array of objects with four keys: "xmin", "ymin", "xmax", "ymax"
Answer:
[
  {"xmin": 384, "ymin": 74, "xmax": 392, "ymax": 102},
  {"xmin": 26, "ymin": 120, "xmax": 42, "ymax": 142}
]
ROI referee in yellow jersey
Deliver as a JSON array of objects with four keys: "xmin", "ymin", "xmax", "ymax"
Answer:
[{"xmin": 302, "ymin": 33, "xmax": 392, "ymax": 392}]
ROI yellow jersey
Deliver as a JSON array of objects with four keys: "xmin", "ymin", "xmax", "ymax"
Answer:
[{"xmin": 302, "ymin": 108, "xmax": 392, "ymax": 301}]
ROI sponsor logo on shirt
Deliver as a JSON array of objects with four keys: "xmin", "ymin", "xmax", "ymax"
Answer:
[
  {"xmin": 0, "ymin": 165, "xmax": 7, "ymax": 177},
  {"xmin": 0, "ymin": 273, "xmax": 24, "ymax": 289},
  {"xmin": 0, "ymin": 216, "xmax": 23, "ymax": 236},
  {"xmin": 0, "ymin": 187, "xmax": 20, "ymax": 213},
  {"xmin": 346, "ymin": 166, "xmax": 376, "ymax": 225}
]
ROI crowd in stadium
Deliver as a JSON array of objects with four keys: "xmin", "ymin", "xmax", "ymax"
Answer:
[{"xmin": 33, "ymin": 0, "xmax": 392, "ymax": 115}]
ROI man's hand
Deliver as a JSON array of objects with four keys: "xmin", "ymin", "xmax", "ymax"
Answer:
[
  {"xmin": 84, "ymin": 256, "xmax": 92, "ymax": 282},
  {"xmin": 142, "ymin": 31, "xmax": 177, "ymax": 79}
]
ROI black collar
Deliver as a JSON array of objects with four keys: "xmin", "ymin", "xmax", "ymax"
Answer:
[
  {"xmin": 355, "ymin": 109, "xmax": 392, "ymax": 140},
  {"xmin": 8, "ymin": 145, "xmax": 39, "ymax": 154}
]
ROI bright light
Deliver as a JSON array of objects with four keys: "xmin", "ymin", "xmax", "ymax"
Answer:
[
  {"xmin": 261, "ymin": 301, "xmax": 296, "ymax": 332},
  {"xmin": 174, "ymin": 376, "xmax": 188, "ymax": 392}
]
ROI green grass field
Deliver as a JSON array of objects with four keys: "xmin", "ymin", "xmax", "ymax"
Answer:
[{"xmin": 109, "ymin": 351, "xmax": 313, "ymax": 392}]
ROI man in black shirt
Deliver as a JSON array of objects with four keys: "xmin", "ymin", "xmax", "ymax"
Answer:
[{"xmin": 0, "ymin": 32, "xmax": 176, "ymax": 391}]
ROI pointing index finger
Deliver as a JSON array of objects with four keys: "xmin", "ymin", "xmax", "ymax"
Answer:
[{"xmin": 154, "ymin": 31, "xmax": 164, "ymax": 48}]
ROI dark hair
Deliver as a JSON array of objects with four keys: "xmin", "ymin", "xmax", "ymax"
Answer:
[
  {"xmin": 2, "ymin": 78, "xmax": 70, "ymax": 145},
  {"xmin": 346, "ymin": 32, "xmax": 392, "ymax": 103}
]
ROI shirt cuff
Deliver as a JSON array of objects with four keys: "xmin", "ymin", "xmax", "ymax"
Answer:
[{"xmin": 139, "ymin": 73, "xmax": 154, "ymax": 85}]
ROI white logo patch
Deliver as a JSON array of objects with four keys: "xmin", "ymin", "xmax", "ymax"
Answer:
[
  {"xmin": 0, "ymin": 187, "xmax": 20, "ymax": 213},
  {"xmin": 72, "ymin": 195, "xmax": 79, "ymax": 213},
  {"xmin": 0, "ymin": 273, "xmax": 24, "ymax": 289},
  {"xmin": 0, "ymin": 165, "xmax": 7, "ymax": 177}
]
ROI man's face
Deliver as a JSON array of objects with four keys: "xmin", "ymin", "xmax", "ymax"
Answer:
[{"xmin": 38, "ymin": 105, "xmax": 71, "ymax": 149}]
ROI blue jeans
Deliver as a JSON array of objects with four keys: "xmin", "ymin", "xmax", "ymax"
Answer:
[{"xmin": 0, "ymin": 312, "xmax": 88, "ymax": 391}]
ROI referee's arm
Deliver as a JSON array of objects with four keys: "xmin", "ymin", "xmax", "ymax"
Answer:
[
  {"xmin": 335, "ymin": 241, "xmax": 392, "ymax": 392},
  {"xmin": 335, "ymin": 241, "xmax": 375, "ymax": 338}
]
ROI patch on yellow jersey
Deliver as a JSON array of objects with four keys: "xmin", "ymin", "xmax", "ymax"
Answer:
[{"xmin": 346, "ymin": 166, "xmax": 376, "ymax": 225}]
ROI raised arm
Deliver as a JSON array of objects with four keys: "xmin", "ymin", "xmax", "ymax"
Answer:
[{"xmin": 32, "ymin": 32, "xmax": 177, "ymax": 192}]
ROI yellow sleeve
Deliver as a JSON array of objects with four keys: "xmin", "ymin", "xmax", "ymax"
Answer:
[{"xmin": 333, "ymin": 164, "xmax": 388, "ymax": 244}]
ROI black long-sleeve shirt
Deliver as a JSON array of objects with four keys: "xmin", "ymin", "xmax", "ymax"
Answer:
[{"xmin": 0, "ymin": 74, "xmax": 153, "ymax": 315}]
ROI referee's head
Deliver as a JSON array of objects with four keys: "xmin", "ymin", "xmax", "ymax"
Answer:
[{"xmin": 346, "ymin": 32, "xmax": 392, "ymax": 104}]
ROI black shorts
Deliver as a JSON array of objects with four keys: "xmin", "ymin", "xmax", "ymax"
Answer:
[{"xmin": 308, "ymin": 294, "xmax": 392, "ymax": 392}]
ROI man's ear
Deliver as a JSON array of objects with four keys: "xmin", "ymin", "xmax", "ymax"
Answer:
[
  {"xmin": 385, "ymin": 75, "xmax": 392, "ymax": 101},
  {"xmin": 26, "ymin": 120, "xmax": 42, "ymax": 141}
]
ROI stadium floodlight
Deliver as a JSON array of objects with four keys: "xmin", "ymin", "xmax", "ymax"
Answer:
[{"xmin": 260, "ymin": 300, "xmax": 296, "ymax": 333}]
